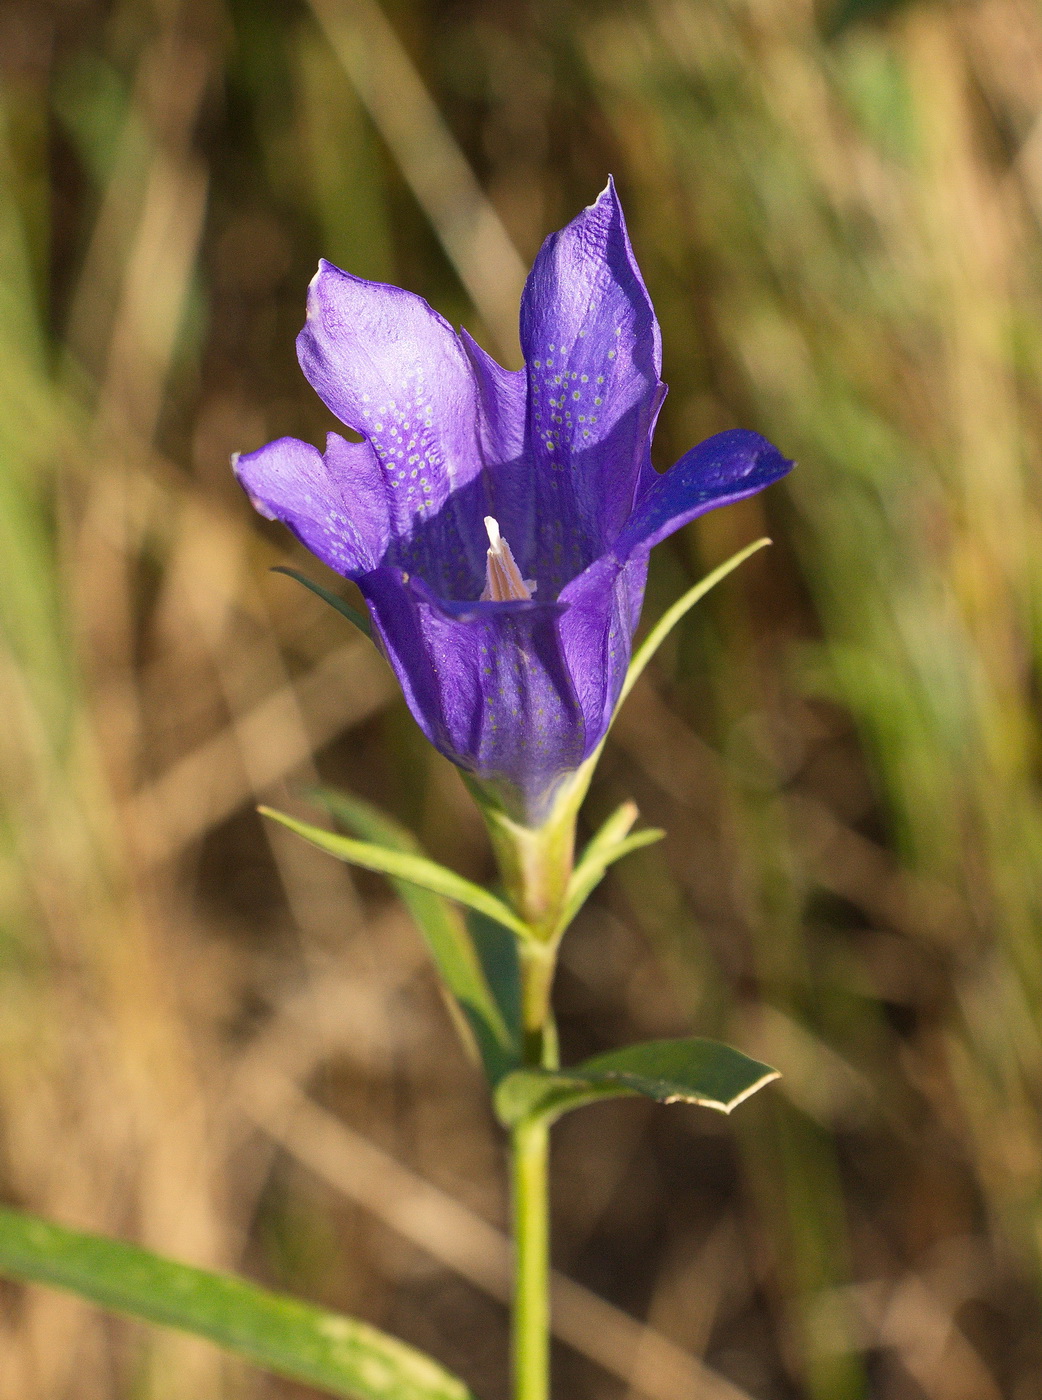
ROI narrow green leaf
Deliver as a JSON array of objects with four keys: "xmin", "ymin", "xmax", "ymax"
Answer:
[
  {"xmin": 259, "ymin": 806, "xmax": 531, "ymax": 939},
  {"xmin": 313, "ymin": 788, "xmax": 517, "ymax": 1082},
  {"xmin": 0, "ymin": 1207, "xmax": 474, "ymax": 1400},
  {"xmin": 618, "ymin": 538, "xmax": 771, "ymax": 710},
  {"xmin": 561, "ymin": 827, "xmax": 664, "ymax": 927},
  {"xmin": 558, "ymin": 802, "xmax": 665, "ymax": 935},
  {"xmin": 577, "ymin": 800, "xmax": 640, "ymax": 865},
  {"xmin": 555, "ymin": 540, "xmax": 773, "ymax": 819},
  {"xmin": 494, "ymin": 1037, "xmax": 779, "ymax": 1128},
  {"xmin": 272, "ymin": 566, "xmax": 373, "ymax": 639},
  {"xmin": 466, "ymin": 907, "xmax": 522, "ymax": 1046}
]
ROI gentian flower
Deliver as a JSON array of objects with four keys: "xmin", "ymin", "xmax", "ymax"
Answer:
[{"xmin": 235, "ymin": 181, "xmax": 791, "ymax": 825}]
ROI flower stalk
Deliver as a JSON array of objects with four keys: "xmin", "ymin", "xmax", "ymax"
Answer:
[
  {"xmin": 517, "ymin": 940, "xmax": 558, "ymax": 1069},
  {"xmin": 500, "ymin": 805, "xmax": 572, "ymax": 1400},
  {"xmin": 510, "ymin": 1115, "xmax": 551, "ymax": 1400}
]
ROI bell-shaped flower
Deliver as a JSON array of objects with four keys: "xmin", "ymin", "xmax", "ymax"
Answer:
[{"xmin": 235, "ymin": 181, "xmax": 791, "ymax": 825}]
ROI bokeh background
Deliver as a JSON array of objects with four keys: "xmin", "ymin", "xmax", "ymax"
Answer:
[{"xmin": 4, "ymin": 0, "xmax": 1042, "ymax": 1395}]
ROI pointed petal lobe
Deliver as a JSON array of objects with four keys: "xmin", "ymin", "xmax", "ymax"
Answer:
[
  {"xmin": 519, "ymin": 179, "xmax": 664, "ymax": 588},
  {"xmin": 556, "ymin": 552, "xmax": 649, "ymax": 755},
  {"xmin": 234, "ymin": 433, "xmax": 389, "ymax": 578},
  {"xmin": 616, "ymin": 430, "xmax": 793, "ymax": 559},
  {"xmin": 298, "ymin": 262, "xmax": 490, "ymax": 591}
]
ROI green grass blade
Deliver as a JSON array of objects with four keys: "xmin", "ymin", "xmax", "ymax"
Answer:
[
  {"xmin": 271, "ymin": 566, "xmax": 373, "ymax": 638},
  {"xmin": 314, "ymin": 788, "xmax": 517, "ymax": 1081},
  {"xmin": 0, "ymin": 1208, "xmax": 475, "ymax": 1400},
  {"xmin": 259, "ymin": 806, "xmax": 531, "ymax": 939},
  {"xmin": 617, "ymin": 538, "xmax": 772, "ymax": 710},
  {"xmin": 495, "ymin": 1037, "xmax": 779, "ymax": 1128}
]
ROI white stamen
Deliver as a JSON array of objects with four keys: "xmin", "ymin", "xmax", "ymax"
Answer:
[{"xmin": 481, "ymin": 515, "xmax": 534, "ymax": 602}]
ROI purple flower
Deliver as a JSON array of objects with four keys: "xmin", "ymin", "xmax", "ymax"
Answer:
[{"xmin": 235, "ymin": 181, "xmax": 791, "ymax": 825}]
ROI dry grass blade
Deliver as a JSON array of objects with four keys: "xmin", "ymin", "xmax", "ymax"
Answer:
[
  {"xmin": 127, "ymin": 640, "xmax": 395, "ymax": 865},
  {"xmin": 307, "ymin": 0, "xmax": 528, "ymax": 362}
]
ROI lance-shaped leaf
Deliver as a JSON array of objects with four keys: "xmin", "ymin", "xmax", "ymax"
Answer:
[
  {"xmin": 617, "ymin": 537, "xmax": 772, "ymax": 711},
  {"xmin": 566, "ymin": 538, "xmax": 775, "ymax": 813},
  {"xmin": 556, "ymin": 800, "xmax": 664, "ymax": 937},
  {"xmin": 466, "ymin": 907, "xmax": 522, "ymax": 1049},
  {"xmin": 272, "ymin": 565, "xmax": 373, "ymax": 638},
  {"xmin": 0, "ymin": 1207, "xmax": 474, "ymax": 1400},
  {"xmin": 494, "ymin": 1037, "xmax": 779, "ymax": 1128},
  {"xmin": 313, "ymin": 788, "xmax": 517, "ymax": 1083},
  {"xmin": 259, "ymin": 806, "xmax": 530, "ymax": 939}
]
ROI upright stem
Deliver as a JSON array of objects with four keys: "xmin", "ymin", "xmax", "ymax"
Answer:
[
  {"xmin": 518, "ymin": 940, "xmax": 557, "ymax": 1069},
  {"xmin": 510, "ymin": 940, "xmax": 557, "ymax": 1400},
  {"xmin": 511, "ymin": 1114, "xmax": 550, "ymax": 1400},
  {"xmin": 492, "ymin": 808, "xmax": 572, "ymax": 1400}
]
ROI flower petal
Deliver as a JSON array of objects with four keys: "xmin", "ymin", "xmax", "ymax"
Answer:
[
  {"xmin": 519, "ymin": 178, "xmax": 665, "ymax": 591},
  {"xmin": 358, "ymin": 568, "xmax": 586, "ymax": 823},
  {"xmin": 616, "ymin": 430, "xmax": 793, "ymax": 559},
  {"xmin": 458, "ymin": 329, "xmax": 534, "ymax": 566},
  {"xmin": 234, "ymin": 433, "xmax": 389, "ymax": 578},
  {"xmin": 460, "ymin": 328, "xmax": 527, "ymax": 468},
  {"xmin": 297, "ymin": 262, "xmax": 490, "ymax": 593},
  {"xmin": 556, "ymin": 552, "xmax": 649, "ymax": 756}
]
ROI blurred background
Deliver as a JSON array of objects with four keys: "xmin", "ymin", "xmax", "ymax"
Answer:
[{"xmin": 3, "ymin": 0, "xmax": 1042, "ymax": 1395}]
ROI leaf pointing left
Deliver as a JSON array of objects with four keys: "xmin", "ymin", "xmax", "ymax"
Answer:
[
  {"xmin": 272, "ymin": 566, "xmax": 373, "ymax": 638},
  {"xmin": 312, "ymin": 787, "xmax": 517, "ymax": 1084},
  {"xmin": 0, "ymin": 1207, "xmax": 475, "ymax": 1400},
  {"xmin": 259, "ymin": 807, "xmax": 531, "ymax": 939}
]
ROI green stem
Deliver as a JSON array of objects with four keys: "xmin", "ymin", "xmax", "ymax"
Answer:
[
  {"xmin": 518, "ymin": 940, "xmax": 558, "ymax": 1069},
  {"xmin": 472, "ymin": 774, "xmax": 585, "ymax": 1400},
  {"xmin": 494, "ymin": 806, "xmax": 574, "ymax": 1400},
  {"xmin": 510, "ymin": 940, "xmax": 557, "ymax": 1400},
  {"xmin": 510, "ymin": 1115, "xmax": 550, "ymax": 1400}
]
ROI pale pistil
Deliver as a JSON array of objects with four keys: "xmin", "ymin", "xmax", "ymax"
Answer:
[{"xmin": 481, "ymin": 516, "xmax": 536, "ymax": 602}]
